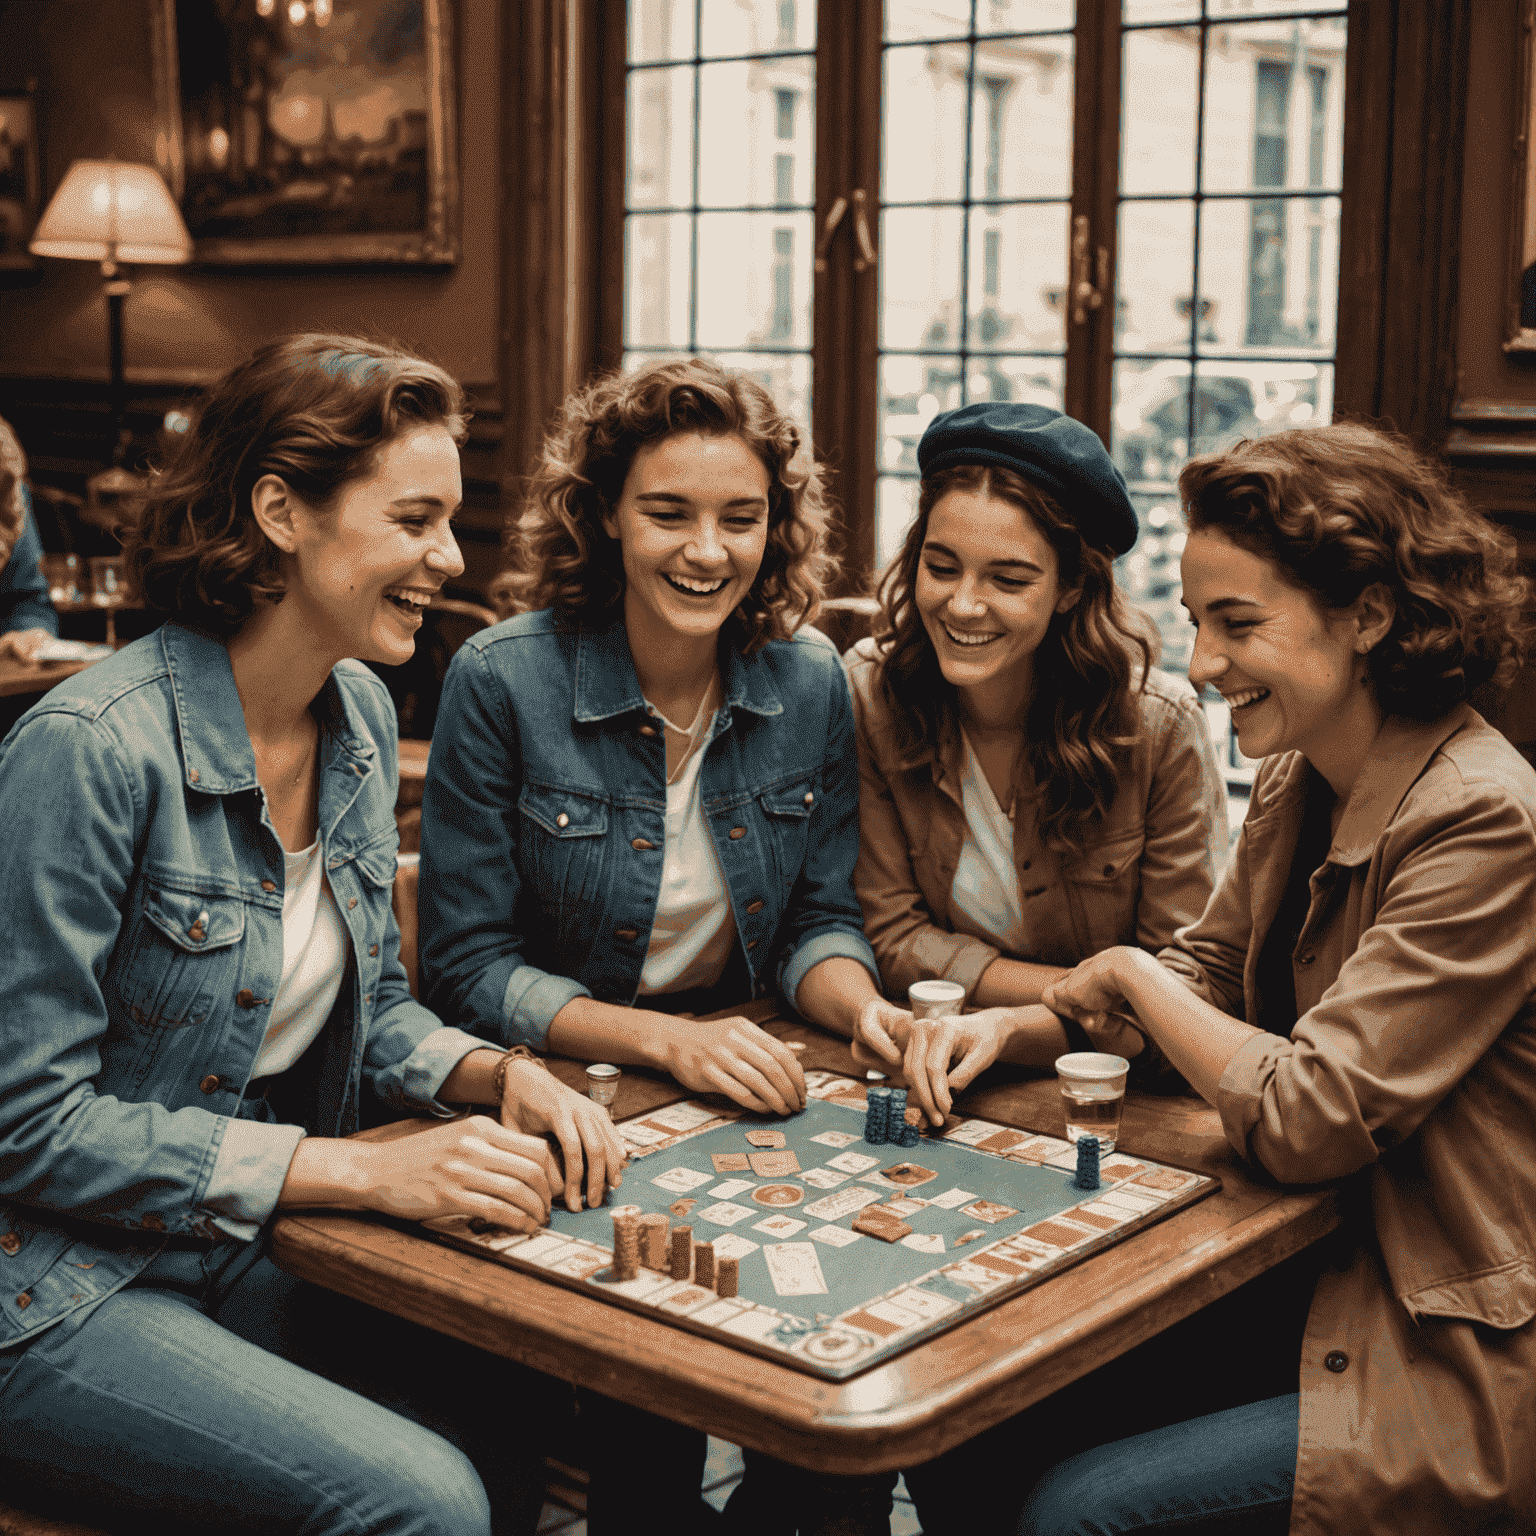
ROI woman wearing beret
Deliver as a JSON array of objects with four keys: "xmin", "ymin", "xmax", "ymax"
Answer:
[
  {"xmin": 1028, "ymin": 423, "xmax": 1536, "ymax": 1535},
  {"xmin": 418, "ymin": 356, "xmax": 900, "ymax": 1531},
  {"xmin": 0, "ymin": 334, "xmax": 625, "ymax": 1536},
  {"xmin": 849, "ymin": 401, "xmax": 1227, "ymax": 1121},
  {"xmin": 0, "ymin": 414, "xmax": 60, "ymax": 663}
]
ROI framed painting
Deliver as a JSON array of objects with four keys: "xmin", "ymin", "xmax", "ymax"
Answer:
[
  {"xmin": 0, "ymin": 85, "xmax": 42, "ymax": 270},
  {"xmin": 1508, "ymin": 0, "xmax": 1536, "ymax": 351},
  {"xmin": 152, "ymin": 0, "xmax": 458, "ymax": 266}
]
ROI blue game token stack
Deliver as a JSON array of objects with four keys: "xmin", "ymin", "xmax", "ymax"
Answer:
[
  {"xmin": 864, "ymin": 1085, "xmax": 891, "ymax": 1143},
  {"xmin": 888, "ymin": 1087, "xmax": 916, "ymax": 1146},
  {"xmin": 1074, "ymin": 1135, "xmax": 1102, "ymax": 1190}
]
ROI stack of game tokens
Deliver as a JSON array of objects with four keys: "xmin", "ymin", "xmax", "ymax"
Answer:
[
  {"xmin": 1074, "ymin": 1135, "xmax": 1102, "ymax": 1191},
  {"xmin": 610, "ymin": 1206, "xmax": 642, "ymax": 1281},
  {"xmin": 888, "ymin": 1088, "xmax": 920, "ymax": 1147},
  {"xmin": 864, "ymin": 1085, "xmax": 892, "ymax": 1143}
]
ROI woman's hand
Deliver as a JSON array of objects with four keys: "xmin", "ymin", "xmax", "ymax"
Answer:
[
  {"xmin": 499, "ymin": 1058, "xmax": 628, "ymax": 1212},
  {"xmin": 344, "ymin": 1116, "xmax": 562, "ymax": 1230},
  {"xmin": 0, "ymin": 627, "xmax": 52, "ymax": 665},
  {"xmin": 899, "ymin": 1009, "xmax": 1015, "ymax": 1125},
  {"xmin": 850, "ymin": 996, "xmax": 915, "ymax": 1075},
  {"xmin": 1042, "ymin": 949, "xmax": 1147, "ymax": 1061},
  {"xmin": 657, "ymin": 1015, "xmax": 807, "ymax": 1115}
]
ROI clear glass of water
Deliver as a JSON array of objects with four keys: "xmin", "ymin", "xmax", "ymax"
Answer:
[{"xmin": 1054, "ymin": 1052, "xmax": 1130, "ymax": 1153}]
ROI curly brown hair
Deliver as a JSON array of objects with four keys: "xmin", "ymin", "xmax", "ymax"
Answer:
[
  {"xmin": 122, "ymin": 334, "xmax": 467, "ymax": 637},
  {"xmin": 504, "ymin": 357, "xmax": 837, "ymax": 653},
  {"xmin": 0, "ymin": 417, "xmax": 28, "ymax": 568},
  {"xmin": 1179, "ymin": 423, "xmax": 1531, "ymax": 719},
  {"xmin": 872, "ymin": 464, "xmax": 1154, "ymax": 852}
]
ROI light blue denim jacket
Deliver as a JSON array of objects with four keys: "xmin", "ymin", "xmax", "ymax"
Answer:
[
  {"xmin": 0, "ymin": 624, "xmax": 482, "ymax": 1349},
  {"xmin": 418, "ymin": 611, "xmax": 879, "ymax": 1048}
]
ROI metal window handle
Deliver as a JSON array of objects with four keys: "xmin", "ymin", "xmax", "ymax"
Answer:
[
  {"xmin": 1072, "ymin": 214, "xmax": 1104, "ymax": 325},
  {"xmin": 852, "ymin": 188, "xmax": 877, "ymax": 272},
  {"xmin": 814, "ymin": 195, "xmax": 849, "ymax": 273}
]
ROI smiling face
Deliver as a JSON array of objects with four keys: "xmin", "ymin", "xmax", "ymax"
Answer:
[
  {"xmin": 281, "ymin": 422, "xmax": 464, "ymax": 666},
  {"xmin": 914, "ymin": 487, "xmax": 1078, "ymax": 714},
  {"xmin": 602, "ymin": 430, "xmax": 771, "ymax": 651},
  {"xmin": 1180, "ymin": 527, "xmax": 1375, "ymax": 768}
]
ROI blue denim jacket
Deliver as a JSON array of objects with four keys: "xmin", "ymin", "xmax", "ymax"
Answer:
[
  {"xmin": 1, "ymin": 492, "xmax": 60, "ymax": 635},
  {"xmin": 0, "ymin": 624, "xmax": 480, "ymax": 1349},
  {"xmin": 419, "ymin": 612, "xmax": 878, "ymax": 1048}
]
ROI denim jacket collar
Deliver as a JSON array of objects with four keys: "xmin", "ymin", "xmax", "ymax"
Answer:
[
  {"xmin": 572, "ymin": 621, "xmax": 786, "ymax": 726},
  {"xmin": 160, "ymin": 624, "xmax": 374, "ymax": 797}
]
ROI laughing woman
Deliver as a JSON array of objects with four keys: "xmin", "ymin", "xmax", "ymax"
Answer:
[
  {"xmin": 848, "ymin": 403, "xmax": 1227, "ymax": 1120},
  {"xmin": 1035, "ymin": 423, "xmax": 1536, "ymax": 1535},
  {"xmin": 418, "ymin": 356, "xmax": 896, "ymax": 1530},
  {"xmin": 0, "ymin": 335, "xmax": 623, "ymax": 1536}
]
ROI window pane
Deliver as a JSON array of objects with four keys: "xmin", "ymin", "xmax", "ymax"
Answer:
[
  {"xmin": 876, "ymin": 476, "xmax": 922, "ymax": 573},
  {"xmin": 967, "ymin": 353, "xmax": 1065, "ymax": 406},
  {"xmin": 1122, "ymin": 0, "xmax": 1198, "ymax": 21},
  {"xmin": 1190, "ymin": 360, "xmax": 1333, "ymax": 455},
  {"xmin": 703, "ymin": 350, "xmax": 812, "ymax": 429},
  {"xmin": 625, "ymin": 213, "xmax": 693, "ymax": 347},
  {"xmin": 968, "ymin": 203, "xmax": 1070, "ymax": 351},
  {"xmin": 883, "ymin": 43, "xmax": 969, "ymax": 204},
  {"xmin": 695, "ymin": 211, "xmax": 815, "ymax": 348},
  {"xmin": 886, "ymin": 0, "xmax": 973, "ymax": 43},
  {"xmin": 1200, "ymin": 19, "xmax": 1347, "ymax": 194},
  {"xmin": 1115, "ymin": 200, "xmax": 1195, "ymax": 353},
  {"xmin": 1116, "ymin": 492, "xmax": 1193, "ymax": 672},
  {"xmin": 629, "ymin": 0, "xmax": 696, "ymax": 64},
  {"xmin": 700, "ymin": 0, "xmax": 815, "ymax": 57},
  {"xmin": 1120, "ymin": 28, "xmax": 1200, "ymax": 194},
  {"xmin": 698, "ymin": 57, "xmax": 815, "ymax": 208},
  {"xmin": 879, "ymin": 355, "xmax": 953, "ymax": 477},
  {"xmin": 879, "ymin": 206, "xmax": 966, "ymax": 350},
  {"xmin": 969, "ymin": 37, "xmax": 1075, "ymax": 201},
  {"xmin": 627, "ymin": 66, "xmax": 694, "ymax": 210},
  {"xmin": 978, "ymin": 0, "xmax": 1075, "ymax": 29},
  {"xmin": 1196, "ymin": 195, "xmax": 1340, "ymax": 355},
  {"xmin": 1112, "ymin": 356, "xmax": 1193, "ymax": 485},
  {"xmin": 1209, "ymin": 0, "xmax": 1346, "ymax": 14}
]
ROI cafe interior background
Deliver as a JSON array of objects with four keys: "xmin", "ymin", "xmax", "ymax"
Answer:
[{"xmin": 0, "ymin": 1, "xmax": 1534, "ymax": 1527}]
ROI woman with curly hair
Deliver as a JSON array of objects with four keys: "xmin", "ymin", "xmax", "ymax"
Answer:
[
  {"xmin": 1027, "ymin": 422, "xmax": 1536, "ymax": 1535},
  {"xmin": 418, "ymin": 356, "xmax": 897, "ymax": 1531},
  {"xmin": 0, "ymin": 333, "xmax": 625, "ymax": 1536},
  {"xmin": 848, "ymin": 402, "xmax": 1227, "ymax": 1121},
  {"xmin": 0, "ymin": 414, "xmax": 60, "ymax": 662}
]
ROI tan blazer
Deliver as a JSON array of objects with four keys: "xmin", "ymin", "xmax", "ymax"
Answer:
[
  {"xmin": 844, "ymin": 636, "xmax": 1228, "ymax": 999},
  {"xmin": 1161, "ymin": 707, "xmax": 1536, "ymax": 1535}
]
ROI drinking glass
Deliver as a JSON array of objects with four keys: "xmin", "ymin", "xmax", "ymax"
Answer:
[
  {"xmin": 908, "ymin": 979, "xmax": 967, "ymax": 1020},
  {"xmin": 1054, "ymin": 1052, "xmax": 1130, "ymax": 1152}
]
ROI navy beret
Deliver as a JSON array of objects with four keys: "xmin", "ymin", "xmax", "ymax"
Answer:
[{"xmin": 916, "ymin": 402, "xmax": 1140, "ymax": 555}]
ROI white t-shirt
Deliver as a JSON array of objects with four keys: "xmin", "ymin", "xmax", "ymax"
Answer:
[
  {"xmin": 251, "ymin": 838, "xmax": 352, "ymax": 1077},
  {"xmin": 949, "ymin": 730, "xmax": 1029, "ymax": 954},
  {"xmin": 636, "ymin": 700, "xmax": 737, "ymax": 996}
]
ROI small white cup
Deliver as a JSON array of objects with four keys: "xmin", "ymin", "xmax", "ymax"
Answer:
[
  {"xmin": 586, "ymin": 1063, "xmax": 621, "ymax": 1106},
  {"xmin": 908, "ymin": 979, "xmax": 967, "ymax": 1020}
]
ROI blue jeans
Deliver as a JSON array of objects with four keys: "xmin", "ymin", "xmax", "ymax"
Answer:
[
  {"xmin": 1019, "ymin": 1394, "xmax": 1298, "ymax": 1536},
  {"xmin": 0, "ymin": 1236, "xmax": 550, "ymax": 1536}
]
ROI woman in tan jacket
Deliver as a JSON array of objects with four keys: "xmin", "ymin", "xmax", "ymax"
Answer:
[
  {"xmin": 849, "ymin": 402, "xmax": 1227, "ymax": 1118},
  {"xmin": 1033, "ymin": 422, "xmax": 1535, "ymax": 1535}
]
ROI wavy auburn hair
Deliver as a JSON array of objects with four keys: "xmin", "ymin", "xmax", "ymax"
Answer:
[
  {"xmin": 122, "ymin": 333, "xmax": 467, "ymax": 637},
  {"xmin": 504, "ymin": 357, "xmax": 837, "ymax": 653},
  {"xmin": 0, "ymin": 417, "xmax": 28, "ymax": 568},
  {"xmin": 873, "ymin": 464, "xmax": 1153, "ymax": 852},
  {"xmin": 1179, "ymin": 423, "xmax": 1530, "ymax": 719}
]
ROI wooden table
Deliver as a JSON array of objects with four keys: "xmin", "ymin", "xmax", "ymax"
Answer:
[
  {"xmin": 271, "ymin": 1009, "xmax": 1338, "ymax": 1477},
  {"xmin": 0, "ymin": 654, "xmax": 92, "ymax": 700}
]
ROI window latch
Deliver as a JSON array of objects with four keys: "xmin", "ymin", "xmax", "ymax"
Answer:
[
  {"xmin": 814, "ymin": 195, "xmax": 849, "ymax": 273},
  {"xmin": 1072, "ymin": 214, "xmax": 1105, "ymax": 325},
  {"xmin": 852, "ymin": 188, "xmax": 877, "ymax": 273}
]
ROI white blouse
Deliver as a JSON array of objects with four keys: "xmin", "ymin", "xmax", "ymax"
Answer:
[{"xmin": 948, "ymin": 729, "xmax": 1029, "ymax": 954}]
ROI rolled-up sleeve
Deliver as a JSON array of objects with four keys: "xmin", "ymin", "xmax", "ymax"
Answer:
[{"xmin": 1215, "ymin": 784, "xmax": 1536, "ymax": 1184}]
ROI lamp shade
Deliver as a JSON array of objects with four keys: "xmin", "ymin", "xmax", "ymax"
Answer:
[{"xmin": 29, "ymin": 161, "xmax": 192, "ymax": 264}]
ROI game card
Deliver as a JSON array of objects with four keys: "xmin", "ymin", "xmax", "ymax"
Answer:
[
  {"xmin": 927, "ymin": 1187, "xmax": 979, "ymax": 1209},
  {"xmin": 745, "ymin": 1129, "xmax": 787, "ymax": 1148},
  {"xmin": 710, "ymin": 1232, "xmax": 761, "ymax": 1261},
  {"xmin": 899, "ymin": 1232, "xmax": 945, "ymax": 1254},
  {"xmin": 884, "ymin": 1197, "xmax": 930, "ymax": 1217},
  {"xmin": 803, "ymin": 1186, "xmax": 884, "ymax": 1221},
  {"xmin": 618, "ymin": 1121, "xmax": 672, "ymax": 1147},
  {"xmin": 651, "ymin": 1166, "xmax": 713, "ymax": 1193},
  {"xmin": 753, "ymin": 1215, "xmax": 808, "ymax": 1239},
  {"xmin": 881, "ymin": 1162, "xmax": 938, "ymax": 1187},
  {"xmin": 1011, "ymin": 1135, "xmax": 1072, "ymax": 1162},
  {"xmin": 960, "ymin": 1198, "xmax": 1019, "ymax": 1225},
  {"xmin": 696, "ymin": 1201, "xmax": 755, "ymax": 1227},
  {"xmin": 748, "ymin": 1149, "xmax": 801, "ymax": 1177},
  {"xmin": 826, "ymin": 1150, "xmax": 880, "ymax": 1174},
  {"xmin": 657, "ymin": 1284, "xmax": 718, "ymax": 1316},
  {"xmin": 645, "ymin": 1102, "xmax": 725, "ymax": 1133},
  {"xmin": 858, "ymin": 1171, "xmax": 903, "ymax": 1191},
  {"xmin": 710, "ymin": 1178, "xmax": 755, "ymax": 1198},
  {"xmin": 800, "ymin": 1166, "xmax": 850, "ymax": 1189},
  {"xmin": 669, "ymin": 1198, "xmax": 698, "ymax": 1217},
  {"xmin": 712, "ymin": 1152, "xmax": 751, "ymax": 1173},
  {"xmin": 975, "ymin": 1129, "xmax": 1027, "ymax": 1154},
  {"xmin": 809, "ymin": 1224, "xmax": 861, "ymax": 1247},
  {"xmin": 763, "ymin": 1242, "xmax": 829, "ymax": 1296},
  {"xmin": 942, "ymin": 1119, "xmax": 1002, "ymax": 1146},
  {"xmin": 809, "ymin": 1130, "xmax": 860, "ymax": 1148},
  {"xmin": 890, "ymin": 1287, "xmax": 961, "ymax": 1321}
]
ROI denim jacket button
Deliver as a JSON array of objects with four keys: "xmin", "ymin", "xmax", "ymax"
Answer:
[
  {"xmin": 745, "ymin": 898, "xmax": 765, "ymax": 915},
  {"xmin": 187, "ymin": 925, "xmax": 206, "ymax": 943},
  {"xmin": 236, "ymin": 989, "xmax": 258, "ymax": 1009},
  {"xmin": 0, "ymin": 1232, "xmax": 21, "ymax": 1256},
  {"xmin": 261, "ymin": 879, "xmax": 277, "ymax": 893},
  {"xmin": 803, "ymin": 792, "xmax": 814, "ymax": 806},
  {"xmin": 368, "ymin": 944, "xmax": 379, "ymax": 957},
  {"xmin": 746, "ymin": 940, "xmax": 758, "ymax": 950},
  {"xmin": 556, "ymin": 814, "xmax": 570, "ymax": 828},
  {"xmin": 198, "ymin": 1074, "xmax": 223, "ymax": 1095},
  {"xmin": 631, "ymin": 838, "xmax": 657, "ymax": 851},
  {"xmin": 14, "ymin": 1293, "xmax": 29, "ymax": 1309},
  {"xmin": 729, "ymin": 827, "xmax": 746, "ymax": 840},
  {"xmin": 347, "ymin": 898, "xmax": 358, "ymax": 910},
  {"xmin": 614, "ymin": 927, "xmax": 639, "ymax": 943},
  {"xmin": 638, "ymin": 724, "xmax": 659, "ymax": 738}
]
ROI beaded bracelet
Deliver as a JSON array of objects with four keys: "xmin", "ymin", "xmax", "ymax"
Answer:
[{"xmin": 490, "ymin": 1044, "xmax": 547, "ymax": 1104}]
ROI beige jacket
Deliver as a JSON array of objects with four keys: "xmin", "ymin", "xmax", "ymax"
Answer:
[
  {"xmin": 1161, "ymin": 707, "xmax": 1536, "ymax": 1535},
  {"xmin": 844, "ymin": 637, "xmax": 1227, "ymax": 999}
]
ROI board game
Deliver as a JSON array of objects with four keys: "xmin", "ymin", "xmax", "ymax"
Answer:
[{"xmin": 422, "ymin": 1070, "xmax": 1218, "ymax": 1381}]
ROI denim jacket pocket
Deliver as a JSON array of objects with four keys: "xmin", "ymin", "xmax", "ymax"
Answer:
[
  {"xmin": 115, "ymin": 874, "xmax": 246, "ymax": 1034},
  {"xmin": 518, "ymin": 782, "xmax": 609, "ymax": 922},
  {"xmin": 758, "ymin": 776, "xmax": 817, "ymax": 892}
]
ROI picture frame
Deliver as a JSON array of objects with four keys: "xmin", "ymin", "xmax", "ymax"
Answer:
[
  {"xmin": 1507, "ymin": 0, "xmax": 1536, "ymax": 351},
  {"xmin": 0, "ymin": 83, "xmax": 42, "ymax": 270},
  {"xmin": 151, "ymin": 0, "xmax": 458, "ymax": 267}
]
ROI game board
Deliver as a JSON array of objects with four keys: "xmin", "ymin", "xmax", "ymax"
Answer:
[{"xmin": 422, "ymin": 1071, "xmax": 1218, "ymax": 1380}]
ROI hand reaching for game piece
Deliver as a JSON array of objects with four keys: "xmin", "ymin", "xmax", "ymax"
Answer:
[
  {"xmin": 656, "ymin": 1014, "xmax": 807, "ymax": 1115},
  {"xmin": 850, "ymin": 996, "xmax": 916, "ymax": 1076},
  {"xmin": 898, "ymin": 1009, "xmax": 1015, "ymax": 1126},
  {"xmin": 498, "ymin": 1057, "xmax": 628, "ymax": 1212}
]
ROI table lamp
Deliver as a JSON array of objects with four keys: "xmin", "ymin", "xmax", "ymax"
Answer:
[{"xmin": 29, "ymin": 160, "xmax": 192, "ymax": 467}]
